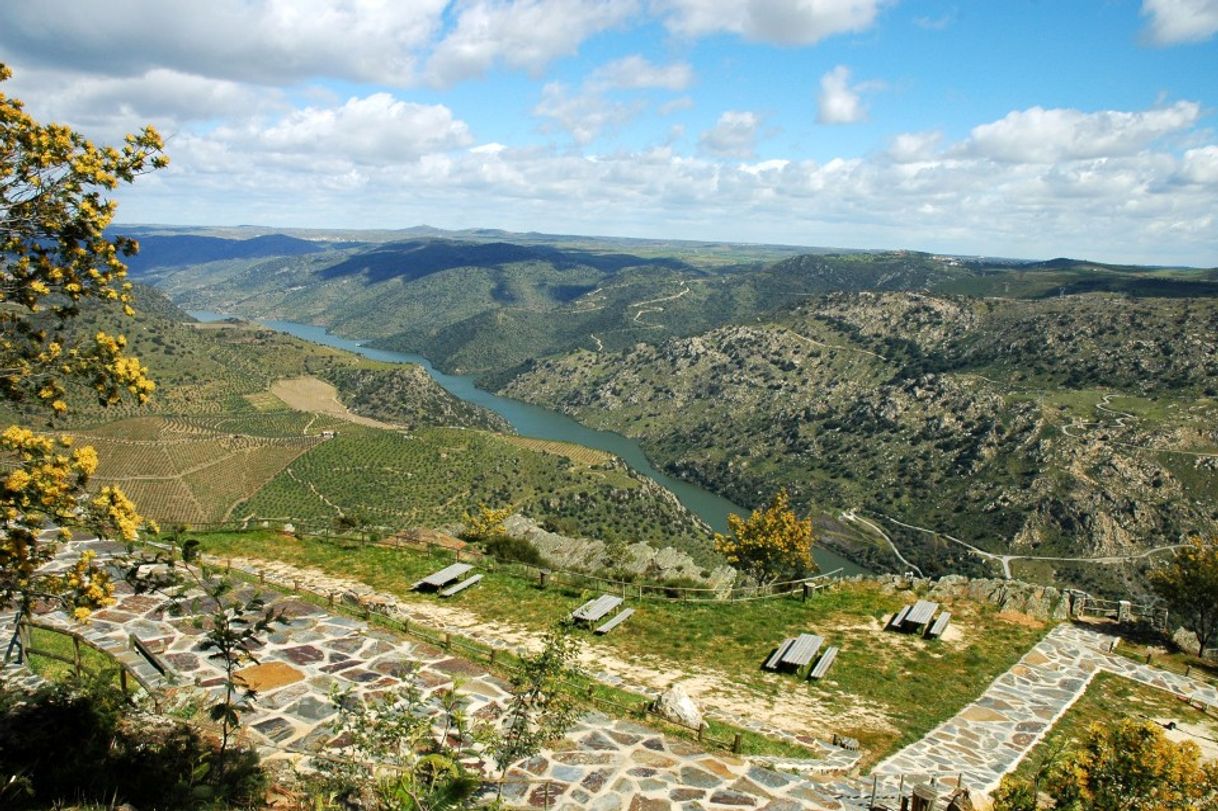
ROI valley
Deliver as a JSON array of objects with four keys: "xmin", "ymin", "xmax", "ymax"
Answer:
[{"xmin": 136, "ymin": 229, "xmax": 1218, "ymax": 598}]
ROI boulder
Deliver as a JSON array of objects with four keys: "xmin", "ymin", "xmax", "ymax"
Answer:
[{"xmin": 653, "ymin": 684, "xmax": 703, "ymax": 730}]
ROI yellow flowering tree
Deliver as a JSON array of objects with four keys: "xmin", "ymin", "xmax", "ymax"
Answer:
[
  {"xmin": 993, "ymin": 719, "xmax": 1218, "ymax": 810},
  {"xmin": 714, "ymin": 488, "xmax": 817, "ymax": 584},
  {"xmin": 461, "ymin": 503, "xmax": 513, "ymax": 542},
  {"xmin": 0, "ymin": 64, "xmax": 165, "ymax": 653}
]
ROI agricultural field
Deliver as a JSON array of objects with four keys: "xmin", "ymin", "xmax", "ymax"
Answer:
[
  {"xmin": 241, "ymin": 423, "xmax": 715, "ymax": 558},
  {"xmin": 71, "ymin": 415, "xmax": 323, "ymax": 524}
]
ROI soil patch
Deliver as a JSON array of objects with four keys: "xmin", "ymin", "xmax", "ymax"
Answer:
[
  {"xmin": 270, "ymin": 375, "xmax": 397, "ymax": 430},
  {"xmin": 235, "ymin": 661, "xmax": 305, "ymax": 692},
  {"xmin": 995, "ymin": 611, "xmax": 1046, "ymax": 629}
]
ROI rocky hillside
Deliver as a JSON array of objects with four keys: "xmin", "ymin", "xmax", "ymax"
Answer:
[{"xmin": 503, "ymin": 291, "xmax": 1218, "ymax": 592}]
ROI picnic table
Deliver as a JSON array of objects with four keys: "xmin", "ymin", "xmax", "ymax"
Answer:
[
  {"xmin": 904, "ymin": 600, "xmax": 939, "ymax": 629},
  {"xmin": 765, "ymin": 633, "xmax": 823, "ymax": 671},
  {"xmin": 570, "ymin": 594, "xmax": 623, "ymax": 623},
  {"xmin": 412, "ymin": 562, "xmax": 472, "ymax": 591}
]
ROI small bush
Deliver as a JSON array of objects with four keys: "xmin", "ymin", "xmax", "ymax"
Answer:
[
  {"xmin": 482, "ymin": 534, "xmax": 545, "ymax": 566},
  {"xmin": 0, "ymin": 676, "xmax": 265, "ymax": 810}
]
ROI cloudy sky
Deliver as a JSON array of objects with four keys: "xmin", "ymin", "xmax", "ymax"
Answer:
[{"xmin": 1, "ymin": 1, "xmax": 1216, "ymax": 265}]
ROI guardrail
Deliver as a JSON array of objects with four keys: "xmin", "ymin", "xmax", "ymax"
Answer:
[{"xmin": 16, "ymin": 617, "xmax": 161, "ymax": 708}]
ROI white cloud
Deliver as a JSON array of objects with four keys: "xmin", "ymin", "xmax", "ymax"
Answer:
[
  {"xmin": 962, "ymin": 102, "xmax": 1201, "ymax": 163},
  {"xmin": 699, "ymin": 110, "xmax": 761, "ymax": 157},
  {"xmin": 0, "ymin": 1, "xmax": 448, "ymax": 86},
  {"xmin": 225, "ymin": 94, "xmax": 474, "ymax": 165},
  {"xmin": 588, "ymin": 55, "xmax": 693, "ymax": 91},
  {"xmin": 659, "ymin": 97, "xmax": 696, "ymax": 116},
  {"xmin": 657, "ymin": 0, "xmax": 885, "ymax": 45},
  {"xmin": 1178, "ymin": 145, "xmax": 1218, "ymax": 184},
  {"xmin": 1141, "ymin": 0, "xmax": 1218, "ymax": 45},
  {"xmin": 534, "ymin": 82, "xmax": 641, "ymax": 144},
  {"xmin": 120, "ymin": 109, "xmax": 1218, "ymax": 265},
  {"xmin": 425, "ymin": 0, "xmax": 638, "ymax": 87},
  {"xmin": 816, "ymin": 65, "xmax": 867, "ymax": 124},
  {"xmin": 887, "ymin": 131, "xmax": 942, "ymax": 163}
]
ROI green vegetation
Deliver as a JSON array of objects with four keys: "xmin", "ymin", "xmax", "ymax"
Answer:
[
  {"xmin": 187, "ymin": 527, "xmax": 1049, "ymax": 760},
  {"xmin": 242, "ymin": 423, "xmax": 715, "ymax": 560}
]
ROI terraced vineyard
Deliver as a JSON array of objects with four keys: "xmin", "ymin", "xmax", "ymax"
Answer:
[
  {"xmin": 242, "ymin": 423, "xmax": 716, "ymax": 559},
  {"xmin": 72, "ymin": 415, "xmax": 324, "ymax": 524}
]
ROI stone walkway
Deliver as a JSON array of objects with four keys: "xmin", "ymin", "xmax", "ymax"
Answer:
[
  {"xmin": 3, "ymin": 537, "xmax": 853, "ymax": 810},
  {"xmin": 869, "ymin": 622, "xmax": 1218, "ymax": 799}
]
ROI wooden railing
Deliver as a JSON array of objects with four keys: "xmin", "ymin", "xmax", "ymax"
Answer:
[{"xmin": 16, "ymin": 617, "xmax": 161, "ymax": 708}]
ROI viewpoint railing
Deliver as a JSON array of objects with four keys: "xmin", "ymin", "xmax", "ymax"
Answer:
[{"xmin": 13, "ymin": 617, "xmax": 161, "ymax": 707}]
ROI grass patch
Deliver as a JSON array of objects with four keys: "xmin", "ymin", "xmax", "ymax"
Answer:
[
  {"xmin": 25, "ymin": 626, "xmax": 123, "ymax": 690},
  {"xmin": 188, "ymin": 528, "xmax": 1050, "ymax": 762}
]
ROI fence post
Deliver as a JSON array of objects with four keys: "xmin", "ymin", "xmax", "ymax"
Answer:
[
  {"xmin": 697, "ymin": 723, "xmax": 705, "ymax": 741},
  {"xmin": 732, "ymin": 733, "xmax": 742, "ymax": 754},
  {"xmin": 870, "ymin": 775, "xmax": 877, "ymax": 809},
  {"xmin": 119, "ymin": 667, "xmax": 129, "ymax": 697},
  {"xmin": 490, "ymin": 648, "xmax": 497, "ymax": 666},
  {"xmin": 444, "ymin": 632, "xmax": 452, "ymax": 649},
  {"xmin": 539, "ymin": 570, "xmax": 548, "ymax": 589},
  {"xmin": 802, "ymin": 582, "xmax": 811, "ymax": 603},
  {"xmin": 73, "ymin": 635, "xmax": 82, "ymax": 678}
]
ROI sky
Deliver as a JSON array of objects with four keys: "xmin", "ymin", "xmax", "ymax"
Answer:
[{"xmin": 1, "ymin": 1, "xmax": 1216, "ymax": 265}]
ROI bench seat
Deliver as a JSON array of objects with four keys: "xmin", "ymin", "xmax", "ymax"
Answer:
[
  {"xmin": 926, "ymin": 611, "xmax": 952, "ymax": 638},
  {"xmin": 440, "ymin": 574, "xmax": 482, "ymax": 598},
  {"xmin": 808, "ymin": 646, "xmax": 839, "ymax": 680},
  {"xmin": 594, "ymin": 607, "xmax": 634, "ymax": 634}
]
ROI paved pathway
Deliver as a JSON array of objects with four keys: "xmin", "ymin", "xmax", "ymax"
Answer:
[{"xmin": 869, "ymin": 622, "xmax": 1218, "ymax": 800}]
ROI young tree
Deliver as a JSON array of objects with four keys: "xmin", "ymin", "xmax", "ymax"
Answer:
[
  {"xmin": 461, "ymin": 504, "xmax": 513, "ymax": 543},
  {"xmin": 714, "ymin": 488, "xmax": 818, "ymax": 584},
  {"xmin": 1149, "ymin": 536, "xmax": 1218, "ymax": 655},
  {"xmin": 0, "ymin": 64, "xmax": 166, "ymax": 659},
  {"xmin": 488, "ymin": 622, "xmax": 582, "ymax": 798}
]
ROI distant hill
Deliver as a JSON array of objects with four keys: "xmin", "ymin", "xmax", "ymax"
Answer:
[{"xmin": 120, "ymin": 233, "xmax": 328, "ymax": 274}]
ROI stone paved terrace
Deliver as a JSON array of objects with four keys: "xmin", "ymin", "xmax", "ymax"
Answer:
[
  {"xmin": 2, "ymin": 537, "xmax": 854, "ymax": 811},
  {"xmin": 9, "ymin": 537, "xmax": 1218, "ymax": 809}
]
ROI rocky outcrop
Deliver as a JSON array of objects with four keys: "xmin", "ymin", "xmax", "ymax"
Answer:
[
  {"xmin": 870, "ymin": 573, "xmax": 1077, "ymax": 620},
  {"xmin": 501, "ymin": 514, "xmax": 736, "ymax": 589}
]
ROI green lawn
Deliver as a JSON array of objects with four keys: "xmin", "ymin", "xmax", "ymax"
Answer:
[{"xmin": 188, "ymin": 528, "xmax": 1050, "ymax": 761}]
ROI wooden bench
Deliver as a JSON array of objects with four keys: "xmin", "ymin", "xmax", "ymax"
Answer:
[
  {"xmin": 440, "ymin": 574, "xmax": 482, "ymax": 598},
  {"xmin": 765, "ymin": 638, "xmax": 795, "ymax": 671},
  {"xmin": 129, "ymin": 633, "xmax": 168, "ymax": 676},
  {"xmin": 887, "ymin": 604, "xmax": 911, "ymax": 630},
  {"xmin": 808, "ymin": 646, "xmax": 839, "ymax": 680},
  {"xmin": 926, "ymin": 611, "xmax": 951, "ymax": 639},
  {"xmin": 594, "ymin": 607, "xmax": 634, "ymax": 634},
  {"xmin": 412, "ymin": 562, "xmax": 473, "ymax": 592},
  {"xmin": 571, "ymin": 594, "xmax": 623, "ymax": 623}
]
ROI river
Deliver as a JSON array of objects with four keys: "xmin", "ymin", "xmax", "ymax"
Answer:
[{"xmin": 190, "ymin": 311, "xmax": 863, "ymax": 575}]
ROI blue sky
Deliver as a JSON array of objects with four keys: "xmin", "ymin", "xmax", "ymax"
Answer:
[{"xmin": 1, "ymin": 1, "xmax": 1216, "ymax": 264}]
